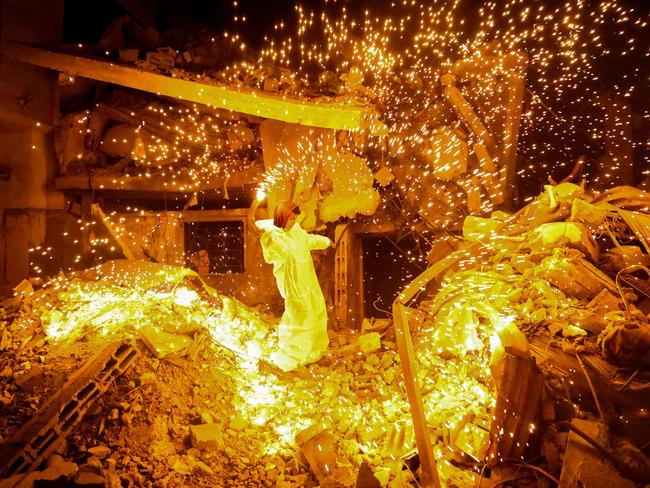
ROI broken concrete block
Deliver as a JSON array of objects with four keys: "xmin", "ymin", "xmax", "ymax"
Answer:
[
  {"xmin": 373, "ymin": 167, "xmax": 394, "ymax": 187},
  {"xmin": 559, "ymin": 419, "xmax": 636, "ymax": 488},
  {"xmin": 139, "ymin": 327, "xmax": 193, "ymax": 358},
  {"xmin": 87, "ymin": 446, "xmax": 111, "ymax": 459},
  {"xmin": 358, "ymin": 333, "xmax": 381, "ymax": 354},
  {"xmin": 0, "ymin": 459, "xmax": 78, "ymax": 488},
  {"xmin": 355, "ymin": 461, "xmax": 381, "ymax": 488},
  {"xmin": 296, "ymin": 426, "xmax": 339, "ymax": 483},
  {"xmin": 73, "ymin": 469, "xmax": 107, "ymax": 488},
  {"xmin": 15, "ymin": 364, "xmax": 44, "ymax": 391},
  {"xmin": 189, "ymin": 423, "xmax": 224, "ymax": 450}
]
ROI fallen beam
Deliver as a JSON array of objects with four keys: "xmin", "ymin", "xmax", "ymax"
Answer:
[
  {"xmin": 91, "ymin": 203, "xmax": 136, "ymax": 260},
  {"xmin": 392, "ymin": 302, "xmax": 441, "ymax": 488},
  {"xmin": 499, "ymin": 53, "xmax": 528, "ymax": 209},
  {"xmin": 441, "ymin": 81, "xmax": 497, "ymax": 155},
  {"xmin": 3, "ymin": 42, "xmax": 366, "ymax": 131},
  {"xmin": 0, "ymin": 341, "xmax": 139, "ymax": 479}
]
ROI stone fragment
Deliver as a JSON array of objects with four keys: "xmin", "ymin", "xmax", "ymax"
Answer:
[
  {"xmin": 199, "ymin": 410, "xmax": 216, "ymax": 424},
  {"xmin": 15, "ymin": 364, "xmax": 44, "ymax": 391},
  {"xmin": 190, "ymin": 423, "xmax": 225, "ymax": 450},
  {"xmin": 358, "ymin": 333, "xmax": 381, "ymax": 354},
  {"xmin": 229, "ymin": 417, "xmax": 247, "ymax": 431},
  {"xmin": 88, "ymin": 446, "xmax": 111, "ymax": 459},
  {"xmin": 297, "ymin": 425, "xmax": 338, "ymax": 483},
  {"xmin": 73, "ymin": 468, "xmax": 107, "ymax": 487},
  {"xmin": 373, "ymin": 167, "xmax": 394, "ymax": 187},
  {"xmin": 355, "ymin": 461, "xmax": 381, "ymax": 488}
]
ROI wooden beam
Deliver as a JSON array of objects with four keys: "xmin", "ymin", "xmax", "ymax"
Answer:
[
  {"xmin": 91, "ymin": 203, "xmax": 136, "ymax": 260},
  {"xmin": 442, "ymin": 84, "xmax": 498, "ymax": 155},
  {"xmin": 4, "ymin": 42, "xmax": 366, "ymax": 131},
  {"xmin": 392, "ymin": 302, "xmax": 441, "ymax": 488},
  {"xmin": 499, "ymin": 53, "xmax": 527, "ymax": 209}
]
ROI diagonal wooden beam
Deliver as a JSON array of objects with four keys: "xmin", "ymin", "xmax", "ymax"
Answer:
[
  {"xmin": 3, "ymin": 42, "xmax": 366, "ymax": 131},
  {"xmin": 392, "ymin": 302, "xmax": 441, "ymax": 488}
]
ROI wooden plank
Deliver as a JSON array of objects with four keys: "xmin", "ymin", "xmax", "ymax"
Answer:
[
  {"xmin": 4, "ymin": 42, "xmax": 366, "ymax": 131},
  {"xmin": 474, "ymin": 142, "xmax": 503, "ymax": 205},
  {"xmin": 442, "ymin": 84, "xmax": 497, "ymax": 155},
  {"xmin": 91, "ymin": 203, "xmax": 136, "ymax": 260},
  {"xmin": 392, "ymin": 302, "xmax": 441, "ymax": 488},
  {"xmin": 499, "ymin": 53, "xmax": 527, "ymax": 209},
  {"xmin": 487, "ymin": 354, "xmax": 544, "ymax": 463},
  {"xmin": 334, "ymin": 224, "xmax": 351, "ymax": 330}
]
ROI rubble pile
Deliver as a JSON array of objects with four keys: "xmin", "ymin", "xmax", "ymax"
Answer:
[
  {"xmin": 2, "ymin": 183, "xmax": 650, "ymax": 487},
  {"xmin": 413, "ymin": 182, "xmax": 650, "ymax": 485},
  {"xmin": 1, "ymin": 261, "xmax": 493, "ymax": 487}
]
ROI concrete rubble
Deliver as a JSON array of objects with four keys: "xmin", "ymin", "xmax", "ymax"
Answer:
[{"xmin": 1, "ymin": 183, "xmax": 650, "ymax": 487}]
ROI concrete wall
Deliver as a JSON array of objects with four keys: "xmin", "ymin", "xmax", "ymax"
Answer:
[
  {"xmin": 0, "ymin": 0, "xmax": 65, "ymax": 294},
  {"xmin": 111, "ymin": 208, "xmax": 284, "ymax": 313}
]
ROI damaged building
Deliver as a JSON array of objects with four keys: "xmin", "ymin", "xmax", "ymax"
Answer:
[{"xmin": 0, "ymin": 0, "xmax": 649, "ymax": 487}]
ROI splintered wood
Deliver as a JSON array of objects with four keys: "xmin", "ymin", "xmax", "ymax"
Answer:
[{"xmin": 487, "ymin": 354, "xmax": 544, "ymax": 464}]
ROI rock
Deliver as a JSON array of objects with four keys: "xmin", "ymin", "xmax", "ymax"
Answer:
[
  {"xmin": 358, "ymin": 333, "xmax": 381, "ymax": 354},
  {"xmin": 199, "ymin": 410, "xmax": 216, "ymax": 424},
  {"xmin": 87, "ymin": 446, "xmax": 111, "ymax": 459},
  {"xmin": 0, "ymin": 328, "xmax": 11, "ymax": 350},
  {"xmin": 194, "ymin": 459, "xmax": 214, "ymax": 475},
  {"xmin": 560, "ymin": 419, "xmax": 636, "ymax": 488},
  {"xmin": 15, "ymin": 364, "xmax": 44, "ymax": 391},
  {"xmin": 172, "ymin": 457, "xmax": 193, "ymax": 475},
  {"xmin": 320, "ymin": 476, "xmax": 346, "ymax": 487},
  {"xmin": 355, "ymin": 461, "xmax": 381, "ymax": 488},
  {"xmin": 229, "ymin": 417, "xmax": 247, "ymax": 431},
  {"xmin": 190, "ymin": 423, "xmax": 225, "ymax": 450},
  {"xmin": 74, "ymin": 469, "xmax": 106, "ymax": 487},
  {"xmin": 45, "ymin": 454, "xmax": 67, "ymax": 468},
  {"xmin": 297, "ymin": 426, "xmax": 338, "ymax": 483},
  {"xmin": 139, "ymin": 371, "xmax": 156, "ymax": 384}
]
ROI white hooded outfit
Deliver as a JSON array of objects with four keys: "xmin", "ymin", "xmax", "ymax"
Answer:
[{"xmin": 259, "ymin": 221, "xmax": 331, "ymax": 371}]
